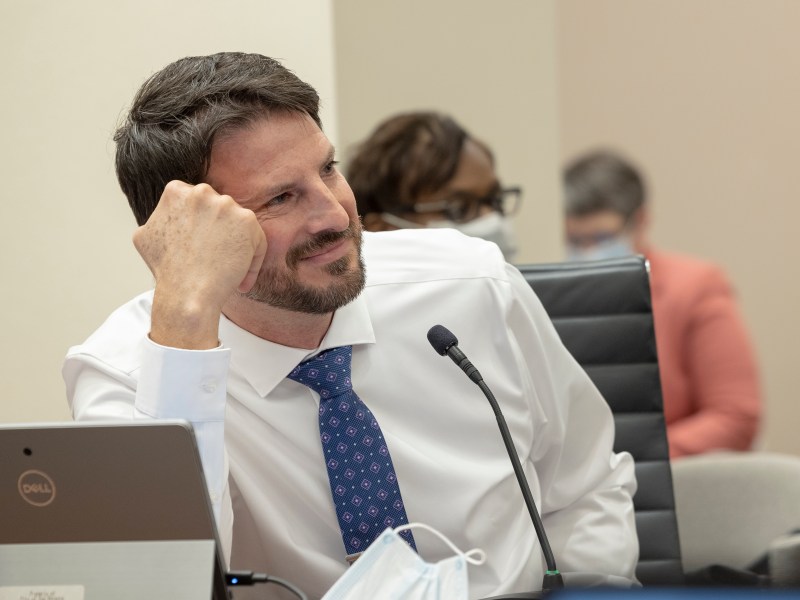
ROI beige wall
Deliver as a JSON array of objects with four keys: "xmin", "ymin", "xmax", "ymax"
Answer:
[
  {"xmin": 557, "ymin": 0, "xmax": 800, "ymax": 455},
  {"xmin": 0, "ymin": 0, "xmax": 338, "ymax": 424},
  {"xmin": 333, "ymin": 0, "xmax": 563, "ymax": 264}
]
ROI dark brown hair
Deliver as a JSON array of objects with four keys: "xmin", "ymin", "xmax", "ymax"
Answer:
[
  {"xmin": 114, "ymin": 52, "xmax": 321, "ymax": 225},
  {"xmin": 346, "ymin": 112, "xmax": 477, "ymax": 217}
]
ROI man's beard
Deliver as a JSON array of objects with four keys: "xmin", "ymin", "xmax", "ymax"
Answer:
[{"xmin": 241, "ymin": 220, "xmax": 366, "ymax": 314}]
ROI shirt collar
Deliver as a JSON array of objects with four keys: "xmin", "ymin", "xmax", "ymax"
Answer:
[{"xmin": 219, "ymin": 294, "xmax": 375, "ymax": 398}]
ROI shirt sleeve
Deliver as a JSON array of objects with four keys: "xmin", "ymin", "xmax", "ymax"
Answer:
[
  {"xmin": 62, "ymin": 336, "xmax": 234, "ymax": 564},
  {"xmin": 667, "ymin": 266, "xmax": 762, "ymax": 457},
  {"xmin": 505, "ymin": 264, "xmax": 640, "ymax": 580}
]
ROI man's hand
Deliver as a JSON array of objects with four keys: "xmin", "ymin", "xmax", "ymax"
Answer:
[{"xmin": 133, "ymin": 180, "xmax": 267, "ymax": 349}]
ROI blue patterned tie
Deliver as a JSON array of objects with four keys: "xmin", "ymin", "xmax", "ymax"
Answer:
[{"xmin": 287, "ymin": 346, "xmax": 417, "ymax": 558}]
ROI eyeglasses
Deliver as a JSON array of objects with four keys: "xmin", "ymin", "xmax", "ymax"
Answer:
[
  {"xmin": 410, "ymin": 186, "xmax": 523, "ymax": 223},
  {"xmin": 567, "ymin": 230, "xmax": 626, "ymax": 248}
]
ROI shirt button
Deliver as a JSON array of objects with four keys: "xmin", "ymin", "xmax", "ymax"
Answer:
[
  {"xmin": 208, "ymin": 489, "xmax": 218, "ymax": 502},
  {"xmin": 201, "ymin": 379, "xmax": 217, "ymax": 393}
]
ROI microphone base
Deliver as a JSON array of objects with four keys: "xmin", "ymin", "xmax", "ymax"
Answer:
[{"xmin": 480, "ymin": 572, "xmax": 637, "ymax": 599}]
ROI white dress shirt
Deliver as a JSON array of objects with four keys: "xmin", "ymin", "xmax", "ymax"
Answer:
[{"xmin": 63, "ymin": 228, "xmax": 638, "ymax": 600}]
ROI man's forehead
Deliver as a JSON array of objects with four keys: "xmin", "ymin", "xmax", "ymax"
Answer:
[
  {"xmin": 212, "ymin": 110, "xmax": 323, "ymax": 149},
  {"xmin": 208, "ymin": 113, "xmax": 329, "ymax": 169},
  {"xmin": 566, "ymin": 210, "xmax": 627, "ymax": 232}
]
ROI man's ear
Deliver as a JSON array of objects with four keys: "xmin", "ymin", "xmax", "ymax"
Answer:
[
  {"xmin": 630, "ymin": 207, "xmax": 650, "ymax": 252},
  {"xmin": 634, "ymin": 206, "xmax": 647, "ymax": 226}
]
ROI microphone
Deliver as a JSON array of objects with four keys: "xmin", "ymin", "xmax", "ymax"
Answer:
[{"xmin": 427, "ymin": 324, "xmax": 564, "ymax": 594}]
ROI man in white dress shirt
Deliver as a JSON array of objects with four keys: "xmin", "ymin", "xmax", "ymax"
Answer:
[{"xmin": 63, "ymin": 52, "xmax": 638, "ymax": 599}]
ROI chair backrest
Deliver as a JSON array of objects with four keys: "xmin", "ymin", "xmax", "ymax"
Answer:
[
  {"xmin": 672, "ymin": 451, "xmax": 800, "ymax": 574},
  {"xmin": 516, "ymin": 255, "xmax": 683, "ymax": 585}
]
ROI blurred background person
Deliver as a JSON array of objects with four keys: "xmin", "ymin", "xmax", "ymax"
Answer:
[
  {"xmin": 346, "ymin": 111, "xmax": 522, "ymax": 261},
  {"xmin": 563, "ymin": 148, "xmax": 762, "ymax": 458}
]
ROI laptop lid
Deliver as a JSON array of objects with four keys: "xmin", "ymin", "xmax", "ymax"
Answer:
[{"xmin": 0, "ymin": 420, "xmax": 229, "ymax": 600}]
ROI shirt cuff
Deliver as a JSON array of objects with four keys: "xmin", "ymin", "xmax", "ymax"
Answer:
[{"xmin": 135, "ymin": 335, "xmax": 230, "ymax": 422}]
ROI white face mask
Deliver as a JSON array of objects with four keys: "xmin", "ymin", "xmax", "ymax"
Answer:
[
  {"xmin": 321, "ymin": 523, "xmax": 486, "ymax": 600},
  {"xmin": 381, "ymin": 211, "xmax": 519, "ymax": 262},
  {"xmin": 566, "ymin": 235, "xmax": 634, "ymax": 262}
]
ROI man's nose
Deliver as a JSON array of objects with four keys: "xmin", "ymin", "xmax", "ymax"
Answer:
[{"xmin": 304, "ymin": 181, "xmax": 351, "ymax": 233}]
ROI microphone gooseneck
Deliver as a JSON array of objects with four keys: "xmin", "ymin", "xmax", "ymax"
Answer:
[{"xmin": 426, "ymin": 324, "xmax": 564, "ymax": 592}]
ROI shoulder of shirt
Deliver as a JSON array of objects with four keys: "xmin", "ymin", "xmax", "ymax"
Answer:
[
  {"xmin": 64, "ymin": 290, "xmax": 154, "ymax": 372},
  {"xmin": 361, "ymin": 229, "xmax": 510, "ymax": 286}
]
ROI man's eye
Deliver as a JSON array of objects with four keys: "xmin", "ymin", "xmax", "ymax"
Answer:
[
  {"xmin": 323, "ymin": 160, "xmax": 339, "ymax": 175},
  {"xmin": 266, "ymin": 193, "xmax": 290, "ymax": 208}
]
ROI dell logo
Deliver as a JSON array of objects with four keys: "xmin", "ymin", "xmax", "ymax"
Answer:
[{"xmin": 18, "ymin": 469, "xmax": 56, "ymax": 507}]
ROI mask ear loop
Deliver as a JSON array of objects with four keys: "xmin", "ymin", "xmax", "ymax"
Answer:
[
  {"xmin": 394, "ymin": 522, "xmax": 487, "ymax": 566},
  {"xmin": 379, "ymin": 212, "xmax": 425, "ymax": 230}
]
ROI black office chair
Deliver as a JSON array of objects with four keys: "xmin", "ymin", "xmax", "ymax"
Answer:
[{"xmin": 517, "ymin": 255, "xmax": 683, "ymax": 585}]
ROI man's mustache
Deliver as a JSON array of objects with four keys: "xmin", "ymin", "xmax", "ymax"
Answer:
[{"xmin": 286, "ymin": 221, "xmax": 361, "ymax": 268}]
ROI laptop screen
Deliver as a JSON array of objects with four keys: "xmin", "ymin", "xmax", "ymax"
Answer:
[{"xmin": 0, "ymin": 420, "xmax": 229, "ymax": 599}]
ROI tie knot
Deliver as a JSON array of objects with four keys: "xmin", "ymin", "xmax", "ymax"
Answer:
[{"xmin": 287, "ymin": 346, "xmax": 353, "ymax": 400}]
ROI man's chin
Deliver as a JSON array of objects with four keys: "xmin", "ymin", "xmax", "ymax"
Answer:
[{"xmin": 243, "ymin": 258, "xmax": 366, "ymax": 314}]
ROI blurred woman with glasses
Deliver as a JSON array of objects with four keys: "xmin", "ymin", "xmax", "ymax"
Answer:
[{"xmin": 346, "ymin": 111, "xmax": 521, "ymax": 261}]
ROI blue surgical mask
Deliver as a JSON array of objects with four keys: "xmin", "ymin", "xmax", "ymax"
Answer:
[
  {"xmin": 321, "ymin": 523, "xmax": 486, "ymax": 600},
  {"xmin": 566, "ymin": 235, "xmax": 634, "ymax": 262}
]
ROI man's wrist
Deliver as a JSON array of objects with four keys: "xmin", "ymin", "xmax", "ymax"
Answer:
[{"xmin": 150, "ymin": 290, "xmax": 222, "ymax": 349}]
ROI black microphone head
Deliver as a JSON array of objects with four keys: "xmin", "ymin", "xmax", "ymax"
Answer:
[{"xmin": 427, "ymin": 324, "xmax": 458, "ymax": 356}]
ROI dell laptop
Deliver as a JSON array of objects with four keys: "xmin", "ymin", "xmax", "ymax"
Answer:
[{"xmin": 0, "ymin": 420, "xmax": 230, "ymax": 599}]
